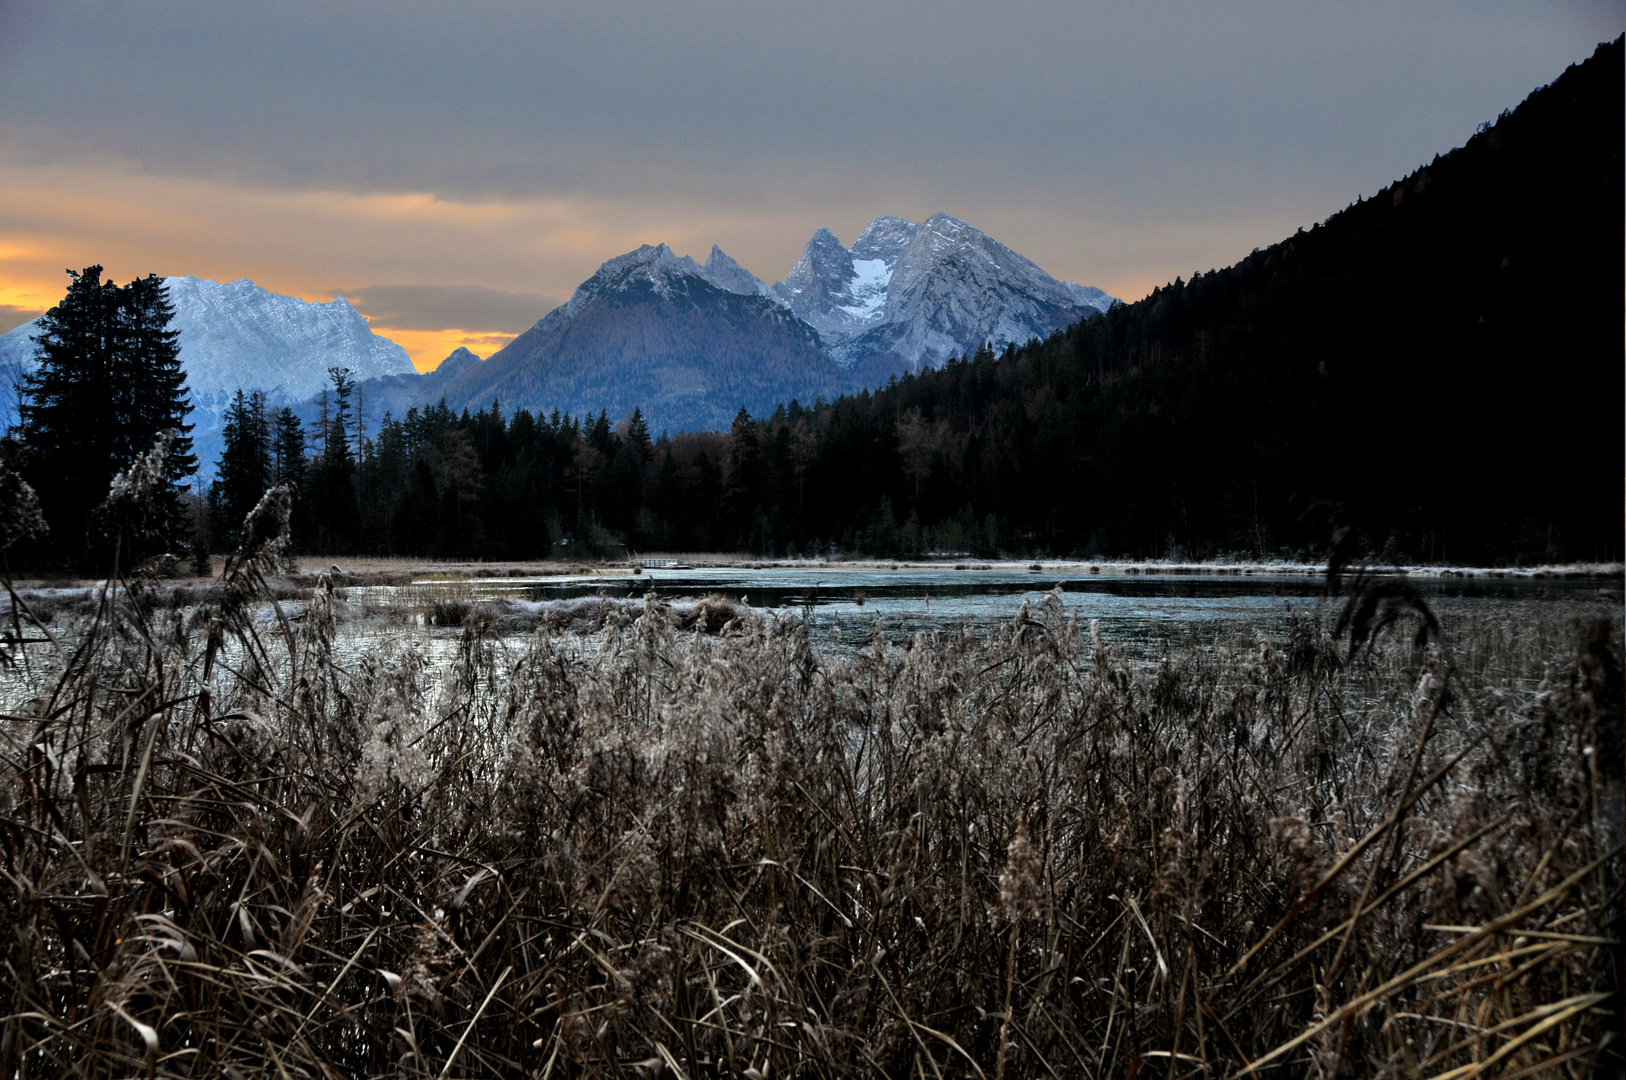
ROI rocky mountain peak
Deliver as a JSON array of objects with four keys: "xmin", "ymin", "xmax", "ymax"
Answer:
[
  {"xmin": 776, "ymin": 214, "xmax": 1117, "ymax": 372},
  {"xmin": 771, "ymin": 229, "xmax": 863, "ymax": 339},
  {"xmin": 850, "ymin": 215, "xmax": 926, "ymax": 264},
  {"xmin": 435, "ymin": 346, "xmax": 483, "ymax": 377},
  {"xmin": 701, "ymin": 245, "xmax": 778, "ymax": 300},
  {"xmin": 565, "ymin": 242, "xmax": 777, "ymax": 317}
]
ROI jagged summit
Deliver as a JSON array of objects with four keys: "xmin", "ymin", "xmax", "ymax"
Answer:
[
  {"xmin": 560, "ymin": 243, "xmax": 778, "ymax": 320},
  {"xmin": 160, "ymin": 276, "xmax": 413, "ymax": 404},
  {"xmin": 774, "ymin": 214, "xmax": 1115, "ymax": 372},
  {"xmin": 440, "ymin": 219, "xmax": 1115, "ymax": 431},
  {"xmin": 772, "ymin": 228, "xmax": 870, "ymax": 339},
  {"xmin": 702, "ymin": 245, "xmax": 780, "ymax": 300}
]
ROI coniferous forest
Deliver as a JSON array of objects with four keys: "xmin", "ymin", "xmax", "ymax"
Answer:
[{"xmin": 8, "ymin": 38, "xmax": 1621, "ymax": 571}]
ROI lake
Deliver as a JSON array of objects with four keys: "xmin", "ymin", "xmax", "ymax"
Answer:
[{"xmin": 347, "ymin": 563, "xmax": 1619, "ymax": 653}]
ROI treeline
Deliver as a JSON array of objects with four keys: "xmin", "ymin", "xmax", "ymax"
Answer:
[{"xmin": 203, "ymin": 36, "xmax": 1619, "ymax": 565}]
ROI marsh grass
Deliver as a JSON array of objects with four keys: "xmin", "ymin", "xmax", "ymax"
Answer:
[{"xmin": 0, "ymin": 525, "xmax": 1619, "ymax": 1076}]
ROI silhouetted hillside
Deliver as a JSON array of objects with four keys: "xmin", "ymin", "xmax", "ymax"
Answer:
[{"xmin": 763, "ymin": 35, "xmax": 1623, "ymax": 563}]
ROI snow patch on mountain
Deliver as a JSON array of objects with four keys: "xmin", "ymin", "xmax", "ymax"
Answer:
[{"xmin": 841, "ymin": 259, "xmax": 893, "ymax": 320}]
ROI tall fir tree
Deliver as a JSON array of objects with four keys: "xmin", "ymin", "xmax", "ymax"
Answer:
[
  {"xmin": 273, "ymin": 406, "xmax": 306, "ymax": 488},
  {"xmin": 19, "ymin": 267, "xmax": 115, "ymax": 565},
  {"xmin": 119, "ymin": 273, "xmax": 196, "ymax": 544},
  {"xmin": 304, "ymin": 367, "xmax": 360, "ymax": 553},
  {"xmin": 19, "ymin": 266, "xmax": 195, "ymax": 567},
  {"xmin": 118, "ymin": 274, "xmax": 195, "ymax": 476},
  {"xmin": 210, "ymin": 390, "xmax": 271, "ymax": 547}
]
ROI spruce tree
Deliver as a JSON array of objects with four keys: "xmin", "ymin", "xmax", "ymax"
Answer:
[
  {"xmin": 273, "ymin": 407, "xmax": 306, "ymax": 487},
  {"xmin": 326, "ymin": 367, "xmax": 356, "ymax": 469},
  {"xmin": 311, "ymin": 367, "xmax": 359, "ymax": 553},
  {"xmin": 625, "ymin": 407, "xmax": 652, "ymax": 457},
  {"xmin": 20, "ymin": 267, "xmax": 116, "ymax": 564},
  {"xmin": 119, "ymin": 274, "xmax": 195, "ymax": 479},
  {"xmin": 210, "ymin": 389, "xmax": 270, "ymax": 546},
  {"xmin": 120, "ymin": 274, "xmax": 196, "ymax": 549},
  {"xmin": 20, "ymin": 267, "xmax": 196, "ymax": 567}
]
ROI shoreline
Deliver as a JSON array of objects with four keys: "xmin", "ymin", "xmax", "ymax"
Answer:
[{"xmin": 5, "ymin": 555, "xmax": 1620, "ymax": 592}]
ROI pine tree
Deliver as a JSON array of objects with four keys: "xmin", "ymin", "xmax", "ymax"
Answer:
[
  {"xmin": 273, "ymin": 407, "xmax": 306, "ymax": 487},
  {"xmin": 119, "ymin": 274, "xmax": 195, "ymax": 479},
  {"xmin": 20, "ymin": 266, "xmax": 196, "ymax": 567},
  {"xmin": 210, "ymin": 390, "xmax": 271, "ymax": 546},
  {"xmin": 19, "ymin": 267, "xmax": 116, "ymax": 564}
]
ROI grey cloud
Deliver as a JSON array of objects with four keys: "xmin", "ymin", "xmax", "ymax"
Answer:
[
  {"xmin": 0, "ymin": 1, "xmax": 1618, "ymax": 226},
  {"xmin": 346, "ymin": 284, "xmax": 559, "ymax": 332},
  {"xmin": 0, "ymin": 305, "xmax": 43, "ymax": 335}
]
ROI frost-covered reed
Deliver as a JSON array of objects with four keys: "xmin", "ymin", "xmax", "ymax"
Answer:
[{"xmin": 0, "ymin": 536, "xmax": 1619, "ymax": 1077}]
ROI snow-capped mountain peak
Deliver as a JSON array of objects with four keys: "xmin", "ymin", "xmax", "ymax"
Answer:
[
  {"xmin": 160, "ymin": 275, "xmax": 413, "ymax": 404},
  {"xmin": 563, "ymin": 242, "xmax": 780, "ymax": 317},
  {"xmin": 776, "ymin": 213, "xmax": 1118, "ymax": 371}
]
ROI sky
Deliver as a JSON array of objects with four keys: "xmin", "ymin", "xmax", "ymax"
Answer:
[{"xmin": 0, "ymin": 2, "xmax": 1619, "ymax": 371}]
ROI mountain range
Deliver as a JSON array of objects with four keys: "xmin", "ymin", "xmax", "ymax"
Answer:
[{"xmin": 0, "ymin": 214, "xmax": 1115, "ymax": 467}]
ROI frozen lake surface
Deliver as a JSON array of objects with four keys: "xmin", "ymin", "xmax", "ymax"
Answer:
[
  {"xmin": 354, "ymin": 564, "xmax": 1618, "ymax": 652},
  {"xmin": 1, "ymin": 565, "xmax": 1612, "ymax": 707}
]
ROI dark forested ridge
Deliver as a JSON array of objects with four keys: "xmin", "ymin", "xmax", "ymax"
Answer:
[
  {"xmin": 678, "ymin": 34, "xmax": 1620, "ymax": 565},
  {"xmin": 788, "ymin": 32, "xmax": 1624, "ymax": 564},
  {"xmin": 252, "ymin": 36, "xmax": 1612, "ymax": 565}
]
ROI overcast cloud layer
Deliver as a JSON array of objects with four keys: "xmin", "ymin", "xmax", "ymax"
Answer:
[{"xmin": 0, "ymin": 1, "xmax": 1618, "ymax": 366}]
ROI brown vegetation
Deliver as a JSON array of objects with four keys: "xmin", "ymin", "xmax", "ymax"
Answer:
[{"xmin": 0, "ymin": 532, "xmax": 1619, "ymax": 1076}]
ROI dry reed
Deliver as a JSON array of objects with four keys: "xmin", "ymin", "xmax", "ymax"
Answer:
[{"xmin": 0, "ymin": 500, "xmax": 1619, "ymax": 1077}]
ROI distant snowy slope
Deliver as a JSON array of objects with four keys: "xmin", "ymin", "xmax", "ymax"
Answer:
[
  {"xmin": 163, "ymin": 276, "xmax": 413, "ymax": 411},
  {"xmin": 0, "ymin": 276, "xmax": 415, "ymax": 475}
]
